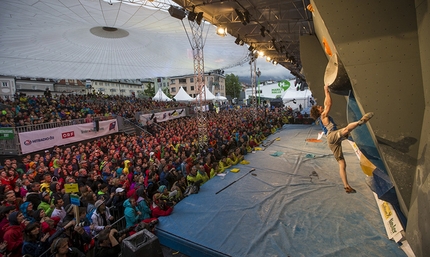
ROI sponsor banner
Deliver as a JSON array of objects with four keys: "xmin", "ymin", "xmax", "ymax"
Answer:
[
  {"xmin": 373, "ymin": 193, "xmax": 404, "ymax": 242},
  {"xmin": 194, "ymin": 105, "xmax": 209, "ymax": 112},
  {"xmin": 140, "ymin": 108, "xmax": 186, "ymax": 125},
  {"xmin": 19, "ymin": 119, "xmax": 118, "ymax": 154},
  {"xmin": 0, "ymin": 128, "xmax": 14, "ymax": 139}
]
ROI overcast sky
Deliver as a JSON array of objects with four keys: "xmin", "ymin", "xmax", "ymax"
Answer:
[{"xmin": 224, "ymin": 59, "xmax": 295, "ymax": 84}]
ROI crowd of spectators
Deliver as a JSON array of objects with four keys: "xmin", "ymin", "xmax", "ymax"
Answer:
[
  {"xmin": 0, "ymin": 91, "xmax": 188, "ymax": 128},
  {"xmin": 0, "ymin": 92, "xmax": 292, "ymax": 257}
]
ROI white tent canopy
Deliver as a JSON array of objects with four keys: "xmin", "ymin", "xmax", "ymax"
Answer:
[
  {"xmin": 196, "ymin": 85, "xmax": 216, "ymax": 101},
  {"xmin": 152, "ymin": 88, "xmax": 172, "ymax": 101},
  {"xmin": 173, "ymin": 87, "xmax": 195, "ymax": 102},
  {"xmin": 215, "ymin": 93, "xmax": 227, "ymax": 101},
  {"xmin": 281, "ymin": 87, "xmax": 314, "ymax": 111}
]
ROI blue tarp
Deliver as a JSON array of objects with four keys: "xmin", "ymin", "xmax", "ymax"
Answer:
[{"xmin": 157, "ymin": 125, "xmax": 406, "ymax": 257}]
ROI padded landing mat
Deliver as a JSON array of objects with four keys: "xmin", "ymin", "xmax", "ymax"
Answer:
[{"xmin": 156, "ymin": 125, "xmax": 406, "ymax": 257}]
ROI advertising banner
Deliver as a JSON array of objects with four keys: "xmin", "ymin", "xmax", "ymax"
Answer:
[
  {"xmin": 0, "ymin": 128, "xmax": 14, "ymax": 139},
  {"xmin": 19, "ymin": 119, "xmax": 118, "ymax": 154},
  {"xmin": 140, "ymin": 108, "xmax": 186, "ymax": 125}
]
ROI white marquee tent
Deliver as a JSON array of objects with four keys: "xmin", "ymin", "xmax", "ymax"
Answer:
[
  {"xmin": 152, "ymin": 88, "xmax": 172, "ymax": 101},
  {"xmin": 196, "ymin": 85, "xmax": 216, "ymax": 101},
  {"xmin": 215, "ymin": 93, "xmax": 227, "ymax": 101},
  {"xmin": 282, "ymin": 86, "xmax": 314, "ymax": 112},
  {"xmin": 173, "ymin": 87, "xmax": 195, "ymax": 102}
]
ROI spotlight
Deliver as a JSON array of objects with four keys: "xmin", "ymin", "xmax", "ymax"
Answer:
[
  {"xmin": 188, "ymin": 11, "xmax": 197, "ymax": 22},
  {"xmin": 216, "ymin": 26, "xmax": 227, "ymax": 37},
  {"xmin": 235, "ymin": 35, "xmax": 245, "ymax": 45},
  {"xmin": 272, "ymin": 38, "xmax": 280, "ymax": 53},
  {"xmin": 235, "ymin": 9, "xmax": 247, "ymax": 25},
  {"xmin": 280, "ymin": 45, "xmax": 286, "ymax": 54},
  {"xmin": 266, "ymin": 56, "xmax": 271, "ymax": 62},
  {"xmin": 168, "ymin": 5, "xmax": 186, "ymax": 20},
  {"xmin": 243, "ymin": 10, "xmax": 250, "ymax": 24},
  {"xmin": 272, "ymin": 60, "xmax": 278, "ymax": 65},
  {"xmin": 196, "ymin": 12, "xmax": 204, "ymax": 25},
  {"xmin": 260, "ymin": 26, "xmax": 266, "ymax": 37}
]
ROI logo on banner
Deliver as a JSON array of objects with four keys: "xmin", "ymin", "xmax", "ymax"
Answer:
[
  {"xmin": 109, "ymin": 121, "xmax": 116, "ymax": 131},
  {"xmin": 62, "ymin": 131, "xmax": 75, "ymax": 139},
  {"xmin": 24, "ymin": 136, "xmax": 55, "ymax": 145}
]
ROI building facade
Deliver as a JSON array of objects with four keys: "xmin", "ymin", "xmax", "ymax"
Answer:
[
  {"xmin": 169, "ymin": 72, "xmax": 226, "ymax": 98},
  {"xmin": 89, "ymin": 79, "xmax": 145, "ymax": 96},
  {"xmin": 0, "ymin": 76, "xmax": 16, "ymax": 100}
]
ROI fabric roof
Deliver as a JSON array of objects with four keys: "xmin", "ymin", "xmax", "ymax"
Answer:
[
  {"xmin": 196, "ymin": 85, "xmax": 216, "ymax": 100},
  {"xmin": 173, "ymin": 87, "xmax": 195, "ymax": 102},
  {"xmin": 152, "ymin": 88, "xmax": 172, "ymax": 101},
  {"xmin": 0, "ymin": 0, "xmax": 249, "ymax": 79}
]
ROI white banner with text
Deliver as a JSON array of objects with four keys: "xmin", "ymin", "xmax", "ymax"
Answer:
[
  {"xmin": 19, "ymin": 119, "xmax": 118, "ymax": 154},
  {"xmin": 139, "ymin": 108, "xmax": 186, "ymax": 125}
]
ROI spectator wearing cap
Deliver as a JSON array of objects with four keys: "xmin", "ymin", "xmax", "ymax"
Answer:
[
  {"xmin": 3, "ymin": 211, "xmax": 25, "ymax": 257},
  {"xmin": 0, "ymin": 205, "xmax": 17, "ymax": 242},
  {"xmin": 111, "ymin": 187, "xmax": 126, "ymax": 210},
  {"xmin": 38, "ymin": 190, "xmax": 54, "ymax": 217},
  {"xmin": 91, "ymin": 199, "xmax": 113, "ymax": 234}
]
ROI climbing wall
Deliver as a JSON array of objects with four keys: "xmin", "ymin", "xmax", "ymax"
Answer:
[{"xmin": 302, "ymin": 0, "xmax": 430, "ymax": 256}]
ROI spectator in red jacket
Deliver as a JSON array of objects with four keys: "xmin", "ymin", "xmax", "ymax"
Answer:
[
  {"xmin": 150, "ymin": 193, "xmax": 173, "ymax": 218},
  {"xmin": 3, "ymin": 211, "xmax": 26, "ymax": 257}
]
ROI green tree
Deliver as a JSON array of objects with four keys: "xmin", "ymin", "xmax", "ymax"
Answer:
[
  {"xmin": 225, "ymin": 73, "xmax": 241, "ymax": 99},
  {"xmin": 162, "ymin": 87, "xmax": 173, "ymax": 99},
  {"xmin": 142, "ymin": 83, "xmax": 155, "ymax": 98}
]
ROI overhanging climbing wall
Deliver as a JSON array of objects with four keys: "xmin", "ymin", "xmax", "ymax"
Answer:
[{"xmin": 304, "ymin": 0, "xmax": 430, "ymax": 256}]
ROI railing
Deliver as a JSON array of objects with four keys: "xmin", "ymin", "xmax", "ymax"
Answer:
[
  {"xmin": 13, "ymin": 116, "xmax": 116, "ymax": 133},
  {"xmin": 122, "ymin": 117, "xmax": 153, "ymax": 136}
]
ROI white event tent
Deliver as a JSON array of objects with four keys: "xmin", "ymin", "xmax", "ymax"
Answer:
[
  {"xmin": 152, "ymin": 88, "xmax": 172, "ymax": 101},
  {"xmin": 196, "ymin": 85, "xmax": 216, "ymax": 101},
  {"xmin": 282, "ymin": 86, "xmax": 314, "ymax": 112},
  {"xmin": 215, "ymin": 93, "xmax": 227, "ymax": 101},
  {"xmin": 173, "ymin": 87, "xmax": 195, "ymax": 102}
]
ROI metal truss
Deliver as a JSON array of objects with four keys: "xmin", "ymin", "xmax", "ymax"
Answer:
[{"xmin": 188, "ymin": 20, "xmax": 208, "ymax": 152}]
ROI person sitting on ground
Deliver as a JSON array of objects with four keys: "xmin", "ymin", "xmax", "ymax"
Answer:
[{"xmin": 310, "ymin": 85, "xmax": 374, "ymax": 194}]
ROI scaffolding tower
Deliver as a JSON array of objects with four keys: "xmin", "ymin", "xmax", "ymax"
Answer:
[{"xmin": 188, "ymin": 19, "xmax": 207, "ymax": 152}]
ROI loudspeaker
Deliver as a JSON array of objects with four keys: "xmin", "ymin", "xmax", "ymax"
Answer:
[
  {"xmin": 168, "ymin": 6, "xmax": 186, "ymax": 20},
  {"xmin": 94, "ymin": 119, "xmax": 100, "ymax": 131},
  {"xmin": 121, "ymin": 229, "xmax": 163, "ymax": 257}
]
